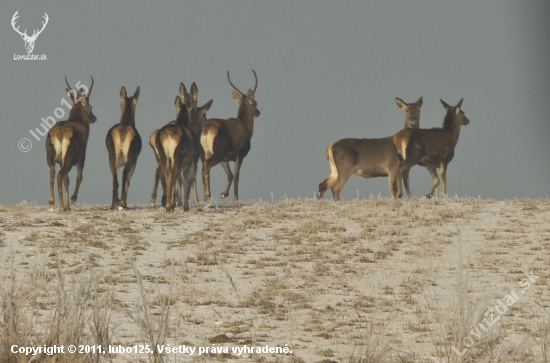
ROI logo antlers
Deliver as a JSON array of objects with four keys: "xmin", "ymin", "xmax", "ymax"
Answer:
[{"xmin": 11, "ymin": 11, "xmax": 49, "ymax": 54}]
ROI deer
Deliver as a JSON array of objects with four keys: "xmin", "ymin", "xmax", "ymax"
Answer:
[
  {"xmin": 318, "ymin": 97, "xmax": 423, "ymax": 201},
  {"xmin": 106, "ymin": 86, "xmax": 142, "ymax": 210},
  {"xmin": 201, "ymin": 70, "xmax": 260, "ymax": 202},
  {"xmin": 11, "ymin": 11, "xmax": 49, "ymax": 53},
  {"xmin": 46, "ymin": 75, "xmax": 96, "ymax": 212},
  {"xmin": 154, "ymin": 91, "xmax": 195, "ymax": 212},
  {"xmin": 149, "ymin": 83, "xmax": 212, "ymax": 207},
  {"xmin": 393, "ymin": 98, "xmax": 470, "ymax": 199}
]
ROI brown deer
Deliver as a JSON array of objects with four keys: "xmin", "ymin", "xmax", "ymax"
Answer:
[
  {"xmin": 149, "ymin": 83, "xmax": 212, "ymax": 206},
  {"xmin": 318, "ymin": 97, "xmax": 423, "ymax": 200},
  {"xmin": 393, "ymin": 98, "xmax": 470, "ymax": 199},
  {"xmin": 201, "ymin": 70, "xmax": 260, "ymax": 201},
  {"xmin": 106, "ymin": 86, "xmax": 141, "ymax": 210},
  {"xmin": 46, "ymin": 75, "xmax": 96, "ymax": 212},
  {"xmin": 155, "ymin": 92, "xmax": 195, "ymax": 212}
]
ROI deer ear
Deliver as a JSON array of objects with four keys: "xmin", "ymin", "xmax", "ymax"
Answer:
[
  {"xmin": 191, "ymin": 82, "xmax": 198, "ymax": 101},
  {"xmin": 133, "ymin": 86, "xmax": 140, "ymax": 102},
  {"xmin": 202, "ymin": 99, "xmax": 213, "ymax": 111},
  {"xmin": 456, "ymin": 98, "xmax": 464, "ymax": 109},
  {"xmin": 247, "ymin": 89, "xmax": 255, "ymax": 102},
  {"xmin": 199, "ymin": 99, "xmax": 213, "ymax": 116},
  {"xmin": 440, "ymin": 99, "xmax": 451, "ymax": 110},
  {"xmin": 232, "ymin": 91, "xmax": 241, "ymax": 102},
  {"xmin": 175, "ymin": 96, "xmax": 183, "ymax": 112},
  {"xmin": 66, "ymin": 89, "xmax": 76, "ymax": 105},
  {"xmin": 20, "ymin": 34, "xmax": 26, "ymax": 40},
  {"xmin": 120, "ymin": 86, "xmax": 127, "ymax": 101},
  {"xmin": 395, "ymin": 97, "xmax": 406, "ymax": 109},
  {"xmin": 179, "ymin": 83, "xmax": 187, "ymax": 100},
  {"xmin": 417, "ymin": 97, "xmax": 423, "ymax": 106}
]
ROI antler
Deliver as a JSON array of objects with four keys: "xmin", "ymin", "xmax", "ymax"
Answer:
[
  {"xmin": 87, "ymin": 74, "xmax": 94, "ymax": 100},
  {"xmin": 252, "ymin": 69, "xmax": 258, "ymax": 93},
  {"xmin": 64, "ymin": 75, "xmax": 73, "ymax": 92},
  {"xmin": 227, "ymin": 71, "xmax": 244, "ymax": 96},
  {"xmin": 11, "ymin": 11, "xmax": 28, "ymax": 38},
  {"xmin": 30, "ymin": 13, "xmax": 48, "ymax": 40}
]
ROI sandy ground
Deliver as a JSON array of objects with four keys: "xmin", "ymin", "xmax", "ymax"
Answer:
[{"xmin": 1, "ymin": 197, "xmax": 549, "ymax": 363}]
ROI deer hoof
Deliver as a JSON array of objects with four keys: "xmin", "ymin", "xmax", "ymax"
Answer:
[
  {"xmin": 220, "ymin": 192, "xmax": 228, "ymax": 199},
  {"xmin": 118, "ymin": 205, "xmax": 125, "ymax": 211},
  {"xmin": 70, "ymin": 196, "xmax": 77, "ymax": 204},
  {"xmin": 423, "ymin": 194, "xmax": 432, "ymax": 199}
]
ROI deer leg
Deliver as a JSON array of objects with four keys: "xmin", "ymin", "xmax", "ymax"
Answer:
[
  {"xmin": 424, "ymin": 166, "xmax": 440, "ymax": 199},
  {"xmin": 176, "ymin": 172, "xmax": 183, "ymax": 207},
  {"xmin": 439, "ymin": 162, "xmax": 448, "ymax": 197},
  {"xmin": 160, "ymin": 169, "xmax": 167, "ymax": 207},
  {"xmin": 330, "ymin": 173, "xmax": 351, "ymax": 201},
  {"xmin": 164, "ymin": 169, "xmax": 175, "ymax": 212},
  {"xmin": 220, "ymin": 161, "xmax": 233, "ymax": 199},
  {"xmin": 202, "ymin": 162, "xmax": 212, "ymax": 201},
  {"xmin": 192, "ymin": 158, "xmax": 200, "ymax": 204},
  {"xmin": 63, "ymin": 174, "xmax": 71, "ymax": 211},
  {"xmin": 388, "ymin": 170, "xmax": 398, "ymax": 199},
  {"xmin": 49, "ymin": 164, "xmax": 56, "ymax": 211},
  {"xmin": 120, "ymin": 162, "xmax": 136, "ymax": 210},
  {"xmin": 318, "ymin": 183, "xmax": 327, "ymax": 200},
  {"xmin": 232, "ymin": 158, "xmax": 243, "ymax": 201},
  {"xmin": 71, "ymin": 163, "xmax": 84, "ymax": 204},
  {"xmin": 403, "ymin": 170, "xmax": 412, "ymax": 199},
  {"xmin": 110, "ymin": 159, "xmax": 119, "ymax": 210},
  {"xmin": 57, "ymin": 166, "xmax": 70, "ymax": 212},
  {"xmin": 182, "ymin": 168, "xmax": 191, "ymax": 212},
  {"xmin": 151, "ymin": 165, "xmax": 161, "ymax": 206},
  {"xmin": 57, "ymin": 171, "xmax": 65, "ymax": 212},
  {"xmin": 396, "ymin": 162, "xmax": 415, "ymax": 199}
]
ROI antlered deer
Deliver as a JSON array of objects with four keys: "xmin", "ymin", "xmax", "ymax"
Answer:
[
  {"xmin": 318, "ymin": 97, "xmax": 423, "ymax": 200},
  {"xmin": 155, "ymin": 93, "xmax": 195, "ymax": 212},
  {"xmin": 46, "ymin": 75, "xmax": 96, "ymax": 212},
  {"xmin": 201, "ymin": 70, "xmax": 260, "ymax": 201},
  {"xmin": 149, "ymin": 83, "xmax": 212, "ymax": 206},
  {"xmin": 106, "ymin": 86, "xmax": 142, "ymax": 210},
  {"xmin": 393, "ymin": 99, "xmax": 470, "ymax": 198}
]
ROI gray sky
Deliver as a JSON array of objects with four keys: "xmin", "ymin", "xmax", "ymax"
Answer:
[{"xmin": 1, "ymin": 1, "xmax": 549, "ymax": 205}]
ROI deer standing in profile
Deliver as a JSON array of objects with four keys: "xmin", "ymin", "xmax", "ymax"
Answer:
[
  {"xmin": 155, "ymin": 92, "xmax": 195, "ymax": 212},
  {"xmin": 393, "ymin": 98, "xmax": 470, "ymax": 199},
  {"xmin": 149, "ymin": 83, "xmax": 212, "ymax": 206},
  {"xmin": 11, "ymin": 11, "xmax": 49, "ymax": 53},
  {"xmin": 106, "ymin": 86, "xmax": 142, "ymax": 210},
  {"xmin": 318, "ymin": 97, "xmax": 423, "ymax": 200},
  {"xmin": 201, "ymin": 70, "xmax": 260, "ymax": 201},
  {"xmin": 46, "ymin": 75, "xmax": 96, "ymax": 212}
]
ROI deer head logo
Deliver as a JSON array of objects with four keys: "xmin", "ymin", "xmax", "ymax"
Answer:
[{"xmin": 11, "ymin": 11, "xmax": 49, "ymax": 54}]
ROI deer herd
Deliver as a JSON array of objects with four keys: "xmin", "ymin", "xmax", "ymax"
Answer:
[{"xmin": 45, "ymin": 71, "xmax": 470, "ymax": 212}]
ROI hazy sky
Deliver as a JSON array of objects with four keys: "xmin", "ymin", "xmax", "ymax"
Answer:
[{"xmin": 1, "ymin": 1, "xmax": 549, "ymax": 206}]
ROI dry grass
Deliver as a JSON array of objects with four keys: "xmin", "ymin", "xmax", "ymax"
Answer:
[{"xmin": 0, "ymin": 198, "xmax": 549, "ymax": 362}]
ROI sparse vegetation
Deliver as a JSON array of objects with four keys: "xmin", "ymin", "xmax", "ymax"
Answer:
[{"xmin": 0, "ymin": 198, "xmax": 549, "ymax": 362}]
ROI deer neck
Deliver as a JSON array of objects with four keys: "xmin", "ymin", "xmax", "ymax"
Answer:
[
  {"xmin": 237, "ymin": 103, "xmax": 255, "ymax": 134},
  {"xmin": 441, "ymin": 114, "xmax": 462, "ymax": 143},
  {"xmin": 175, "ymin": 111, "xmax": 191, "ymax": 129},
  {"xmin": 68, "ymin": 105, "xmax": 93, "ymax": 126},
  {"xmin": 120, "ymin": 105, "xmax": 136, "ymax": 127}
]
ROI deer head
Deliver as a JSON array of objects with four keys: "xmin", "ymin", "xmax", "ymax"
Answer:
[
  {"xmin": 12, "ymin": 11, "xmax": 49, "ymax": 53},
  {"xmin": 228, "ymin": 70, "xmax": 260, "ymax": 117},
  {"xmin": 65, "ymin": 75, "xmax": 97, "ymax": 124}
]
